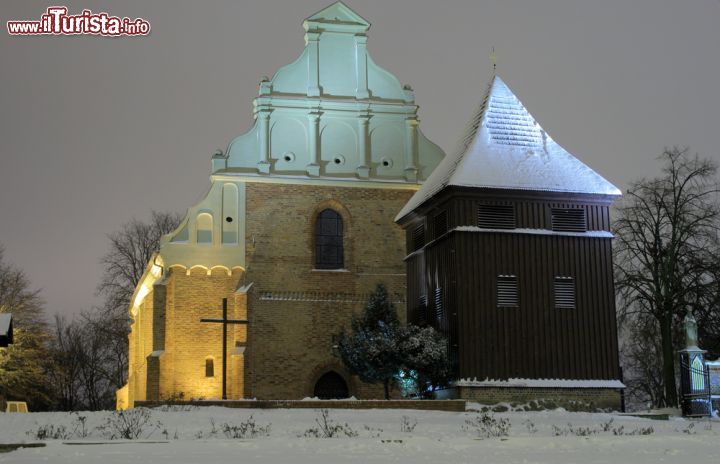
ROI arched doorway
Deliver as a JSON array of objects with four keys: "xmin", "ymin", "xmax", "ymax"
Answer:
[{"xmin": 313, "ymin": 371, "xmax": 349, "ymax": 399}]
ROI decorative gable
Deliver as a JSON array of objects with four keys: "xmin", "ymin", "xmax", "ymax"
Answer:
[
  {"xmin": 213, "ymin": 2, "xmax": 444, "ymax": 182},
  {"xmin": 304, "ymin": 1, "xmax": 370, "ymax": 33}
]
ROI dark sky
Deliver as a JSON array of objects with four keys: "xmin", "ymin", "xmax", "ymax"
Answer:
[{"xmin": 1, "ymin": 0, "xmax": 719, "ymax": 318}]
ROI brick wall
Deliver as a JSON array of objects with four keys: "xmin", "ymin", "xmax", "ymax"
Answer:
[
  {"xmin": 163, "ymin": 267, "xmax": 246, "ymax": 400},
  {"xmin": 127, "ymin": 181, "xmax": 417, "ymax": 405},
  {"xmin": 127, "ymin": 267, "xmax": 247, "ymax": 405},
  {"xmin": 457, "ymin": 386, "xmax": 622, "ymax": 411},
  {"xmin": 244, "ymin": 182, "xmax": 414, "ymax": 399},
  {"xmin": 136, "ymin": 399, "xmax": 466, "ymax": 411}
]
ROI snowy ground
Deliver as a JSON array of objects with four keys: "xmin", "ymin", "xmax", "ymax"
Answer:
[{"xmin": 0, "ymin": 405, "xmax": 718, "ymax": 463}]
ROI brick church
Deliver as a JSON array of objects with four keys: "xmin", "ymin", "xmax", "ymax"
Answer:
[{"xmin": 119, "ymin": 2, "xmax": 624, "ymax": 409}]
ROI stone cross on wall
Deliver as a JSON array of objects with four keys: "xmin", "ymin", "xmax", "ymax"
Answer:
[{"xmin": 200, "ymin": 298, "xmax": 247, "ymax": 400}]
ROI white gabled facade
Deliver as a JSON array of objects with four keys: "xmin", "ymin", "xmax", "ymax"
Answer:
[{"xmin": 152, "ymin": 1, "xmax": 445, "ymax": 277}]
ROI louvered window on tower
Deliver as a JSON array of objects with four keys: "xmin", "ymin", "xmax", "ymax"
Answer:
[
  {"xmin": 411, "ymin": 224, "xmax": 425, "ymax": 251},
  {"xmin": 478, "ymin": 204, "xmax": 515, "ymax": 229},
  {"xmin": 417, "ymin": 295, "xmax": 428, "ymax": 324},
  {"xmin": 433, "ymin": 211, "xmax": 448, "ymax": 239},
  {"xmin": 497, "ymin": 275, "xmax": 518, "ymax": 308},
  {"xmin": 434, "ymin": 287, "xmax": 444, "ymax": 324},
  {"xmin": 551, "ymin": 208, "xmax": 587, "ymax": 232},
  {"xmin": 554, "ymin": 277, "xmax": 576, "ymax": 309}
]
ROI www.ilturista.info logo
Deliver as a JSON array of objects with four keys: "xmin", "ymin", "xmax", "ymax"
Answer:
[{"xmin": 7, "ymin": 6, "xmax": 150, "ymax": 36}]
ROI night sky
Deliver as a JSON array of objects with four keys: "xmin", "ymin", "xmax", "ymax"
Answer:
[{"xmin": 1, "ymin": 0, "xmax": 719, "ymax": 318}]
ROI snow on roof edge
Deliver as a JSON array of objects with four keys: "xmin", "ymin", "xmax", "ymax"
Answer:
[
  {"xmin": 453, "ymin": 378, "xmax": 626, "ymax": 389},
  {"xmin": 453, "ymin": 226, "xmax": 614, "ymax": 238}
]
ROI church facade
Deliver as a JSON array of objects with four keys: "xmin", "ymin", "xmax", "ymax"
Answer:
[
  {"xmin": 118, "ymin": 2, "xmax": 624, "ymax": 410},
  {"xmin": 119, "ymin": 2, "xmax": 444, "ymax": 407}
]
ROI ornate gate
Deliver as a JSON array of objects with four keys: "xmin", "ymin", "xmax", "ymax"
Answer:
[{"xmin": 679, "ymin": 352, "xmax": 712, "ymax": 417}]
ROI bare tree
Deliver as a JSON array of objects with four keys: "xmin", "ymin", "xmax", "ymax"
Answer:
[
  {"xmin": 614, "ymin": 147, "xmax": 720, "ymax": 407},
  {"xmin": 618, "ymin": 314, "xmax": 664, "ymax": 408},
  {"xmin": 98, "ymin": 211, "xmax": 183, "ymax": 313},
  {"xmin": 49, "ymin": 315, "xmax": 84, "ymax": 411},
  {"xmin": 95, "ymin": 211, "xmax": 182, "ymax": 392},
  {"xmin": 77, "ymin": 312, "xmax": 116, "ymax": 410},
  {"xmin": 49, "ymin": 312, "xmax": 121, "ymax": 410}
]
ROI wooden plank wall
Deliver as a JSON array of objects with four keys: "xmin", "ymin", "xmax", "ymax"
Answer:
[
  {"xmin": 446, "ymin": 232, "xmax": 619, "ymax": 380},
  {"xmin": 403, "ymin": 191, "xmax": 620, "ymax": 381},
  {"xmin": 450, "ymin": 197, "xmax": 611, "ymax": 231}
]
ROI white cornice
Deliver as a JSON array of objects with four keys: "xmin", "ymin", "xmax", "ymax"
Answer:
[
  {"xmin": 253, "ymin": 95, "xmax": 418, "ymax": 115},
  {"xmin": 211, "ymin": 172, "xmax": 422, "ymax": 190}
]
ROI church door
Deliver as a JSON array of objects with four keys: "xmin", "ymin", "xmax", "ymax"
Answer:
[{"xmin": 313, "ymin": 371, "xmax": 349, "ymax": 399}]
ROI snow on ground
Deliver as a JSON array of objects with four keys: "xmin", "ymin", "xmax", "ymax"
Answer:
[{"xmin": 0, "ymin": 405, "xmax": 718, "ymax": 464}]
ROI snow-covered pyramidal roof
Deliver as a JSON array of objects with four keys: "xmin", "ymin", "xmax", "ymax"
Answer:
[{"xmin": 396, "ymin": 76, "xmax": 621, "ymax": 221}]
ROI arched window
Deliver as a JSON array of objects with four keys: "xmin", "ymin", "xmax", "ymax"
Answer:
[
  {"xmin": 315, "ymin": 209, "xmax": 344, "ymax": 269},
  {"xmin": 205, "ymin": 357, "xmax": 214, "ymax": 377},
  {"xmin": 197, "ymin": 213, "xmax": 213, "ymax": 244}
]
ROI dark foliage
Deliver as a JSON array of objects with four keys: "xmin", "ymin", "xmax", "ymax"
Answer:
[
  {"xmin": 0, "ymin": 244, "xmax": 53, "ymax": 410},
  {"xmin": 398, "ymin": 324, "xmax": 452, "ymax": 396},
  {"xmin": 336, "ymin": 284, "xmax": 403, "ymax": 399},
  {"xmin": 336, "ymin": 284, "xmax": 451, "ymax": 399}
]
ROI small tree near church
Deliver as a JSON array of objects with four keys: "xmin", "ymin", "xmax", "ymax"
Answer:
[
  {"xmin": 337, "ymin": 284, "xmax": 451, "ymax": 399},
  {"xmin": 399, "ymin": 324, "xmax": 452, "ymax": 397},
  {"xmin": 336, "ymin": 284, "xmax": 403, "ymax": 399}
]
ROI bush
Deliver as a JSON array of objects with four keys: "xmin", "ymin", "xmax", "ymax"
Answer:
[
  {"xmin": 523, "ymin": 419, "xmax": 537, "ymax": 434},
  {"xmin": 613, "ymin": 425, "xmax": 654, "ymax": 436},
  {"xmin": 462, "ymin": 412, "xmax": 511, "ymax": 439},
  {"xmin": 400, "ymin": 415, "xmax": 417, "ymax": 433},
  {"xmin": 97, "ymin": 408, "xmax": 161, "ymax": 440},
  {"xmin": 28, "ymin": 424, "xmax": 72, "ymax": 440},
  {"xmin": 27, "ymin": 413, "xmax": 91, "ymax": 440},
  {"xmin": 552, "ymin": 420, "xmax": 654, "ymax": 437},
  {"xmin": 72, "ymin": 414, "xmax": 90, "ymax": 438},
  {"xmin": 552, "ymin": 423, "xmax": 597, "ymax": 437},
  {"xmin": 220, "ymin": 416, "xmax": 271, "ymax": 439},
  {"xmin": 303, "ymin": 409, "xmax": 358, "ymax": 438}
]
